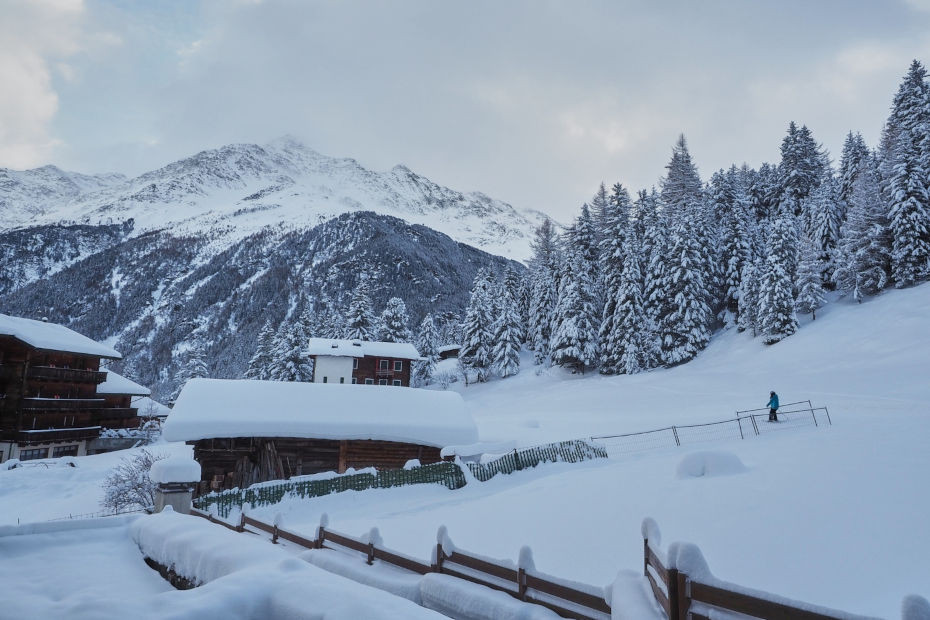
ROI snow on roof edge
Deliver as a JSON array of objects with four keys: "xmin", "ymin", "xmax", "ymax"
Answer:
[{"xmin": 0, "ymin": 314, "xmax": 121, "ymax": 359}]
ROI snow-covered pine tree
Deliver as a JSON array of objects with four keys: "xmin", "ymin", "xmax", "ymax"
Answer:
[
  {"xmin": 888, "ymin": 134, "xmax": 930, "ymax": 287},
  {"xmin": 779, "ymin": 122, "xmax": 827, "ymax": 221},
  {"xmin": 345, "ymin": 279, "xmax": 377, "ymax": 340},
  {"xmin": 796, "ymin": 233, "xmax": 826, "ymax": 320},
  {"xmin": 246, "ymin": 319, "xmax": 276, "ymax": 380},
  {"xmin": 641, "ymin": 192, "xmax": 669, "ymax": 369},
  {"xmin": 737, "ymin": 261, "xmax": 761, "ymax": 336},
  {"xmin": 612, "ymin": 231, "xmax": 649, "ymax": 374},
  {"xmin": 413, "ymin": 313, "xmax": 439, "ymax": 387},
  {"xmin": 878, "ymin": 60, "xmax": 929, "ymax": 204},
  {"xmin": 170, "ymin": 342, "xmax": 209, "ymax": 403},
  {"xmin": 459, "ymin": 271, "xmax": 494, "ymax": 384},
  {"xmin": 838, "ymin": 132, "xmax": 869, "ymax": 212},
  {"xmin": 757, "ymin": 218, "xmax": 799, "ymax": 344},
  {"xmin": 597, "ymin": 183, "xmax": 631, "ymax": 373},
  {"xmin": 806, "ymin": 174, "xmax": 843, "ymax": 287},
  {"xmin": 550, "ymin": 244, "xmax": 600, "ymax": 372},
  {"xmin": 716, "ymin": 168, "xmax": 755, "ymax": 322},
  {"xmin": 379, "ymin": 297, "xmax": 412, "ymax": 343},
  {"xmin": 527, "ymin": 218, "xmax": 559, "ymax": 364},
  {"xmin": 268, "ymin": 321, "xmax": 313, "ymax": 382},
  {"xmin": 834, "ymin": 155, "xmax": 892, "ymax": 301},
  {"xmin": 491, "ymin": 290, "xmax": 522, "ymax": 378},
  {"xmin": 657, "ymin": 217, "xmax": 712, "ymax": 365},
  {"xmin": 502, "ymin": 265, "xmax": 527, "ymax": 342},
  {"xmin": 660, "ymin": 135, "xmax": 703, "ymax": 222}
]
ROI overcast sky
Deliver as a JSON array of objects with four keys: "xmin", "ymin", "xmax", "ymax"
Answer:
[{"xmin": 4, "ymin": 0, "xmax": 930, "ymax": 221}]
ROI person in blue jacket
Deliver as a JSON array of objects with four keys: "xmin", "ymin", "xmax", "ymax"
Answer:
[{"xmin": 767, "ymin": 391, "xmax": 779, "ymax": 422}]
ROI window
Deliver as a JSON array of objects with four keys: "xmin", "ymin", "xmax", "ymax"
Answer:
[
  {"xmin": 379, "ymin": 359, "xmax": 389, "ymax": 371},
  {"xmin": 364, "ymin": 378, "xmax": 374, "ymax": 385},
  {"xmin": 352, "ymin": 378, "xmax": 357, "ymax": 384},
  {"xmin": 378, "ymin": 379, "xmax": 387, "ymax": 385},
  {"xmin": 323, "ymin": 376, "xmax": 328, "ymax": 383},
  {"xmin": 53, "ymin": 445, "xmax": 78, "ymax": 458},
  {"xmin": 392, "ymin": 379, "xmax": 402, "ymax": 386},
  {"xmin": 393, "ymin": 361, "xmax": 403, "ymax": 372},
  {"xmin": 339, "ymin": 377, "xmax": 345, "ymax": 384},
  {"xmin": 353, "ymin": 358, "xmax": 358, "ymax": 370},
  {"xmin": 19, "ymin": 448, "xmax": 47, "ymax": 461}
]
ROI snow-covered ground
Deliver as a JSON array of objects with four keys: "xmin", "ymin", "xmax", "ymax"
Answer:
[{"xmin": 0, "ymin": 283, "xmax": 927, "ymax": 618}]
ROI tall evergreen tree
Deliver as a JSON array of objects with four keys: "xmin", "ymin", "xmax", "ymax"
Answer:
[
  {"xmin": 379, "ymin": 297, "xmax": 412, "ymax": 343},
  {"xmin": 658, "ymin": 218, "xmax": 712, "ymax": 365},
  {"xmin": 492, "ymin": 291, "xmax": 522, "ymax": 378},
  {"xmin": 888, "ymin": 134, "xmax": 930, "ymax": 286},
  {"xmin": 550, "ymin": 245, "xmax": 600, "ymax": 372},
  {"xmin": 610, "ymin": 232, "xmax": 650, "ymax": 374},
  {"xmin": 834, "ymin": 155, "xmax": 892, "ymax": 300},
  {"xmin": 345, "ymin": 279, "xmax": 377, "ymax": 340},
  {"xmin": 171, "ymin": 342, "xmax": 209, "ymax": 403},
  {"xmin": 268, "ymin": 321, "xmax": 314, "ymax": 382},
  {"xmin": 660, "ymin": 134, "xmax": 703, "ymax": 221},
  {"xmin": 806, "ymin": 174, "xmax": 843, "ymax": 286},
  {"xmin": 246, "ymin": 319, "xmax": 276, "ymax": 380},
  {"xmin": 459, "ymin": 271, "xmax": 494, "ymax": 384},
  {"xmin": 737, "ymin": 261, "xmax": 761, "ymax": 336},
  {"xmin": 796, "ymin": 233, "xmax": 826, "ymax": 320},
  {"xmin": 758, "ymin": 218, "xmax": 799, "ymax": 344},
  {"xmin": 413, "ymin": 314, "xmax": 439, "ymax": 387},
  {"xmin": 779, "ymin": 122, "xmax": 827, "ymax": 221},
  {"xmin": 597, "ymin": 183, "xmax": 632, "ymax": 372}
]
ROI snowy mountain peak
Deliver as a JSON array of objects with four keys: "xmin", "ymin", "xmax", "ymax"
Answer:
[{"xmin": 0, "ymin": 138, "xmax": 548, "ymax": 260}]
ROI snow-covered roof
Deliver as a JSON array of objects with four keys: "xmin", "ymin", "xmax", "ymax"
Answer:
[
  {"xmin": 163, "ymin": 379, "xmax": 477, "ymax": 447},
  {"xmin": 438, "ymin": 344, "xmax": 461, "ymax": 353},
  {"xmin": 0, "ymin": 314, "xmax": 121, "ymax": 359},
  {"xmin": 150, "ymin": 456, "xmax": 201, "ymax": 484},
  {"xmin": 96, "ymin": 371, "xmax": 151, "ymax": 396},
  {"xmin": 306, "ymin": 338, "xmax": 421, "ymax": 360}
]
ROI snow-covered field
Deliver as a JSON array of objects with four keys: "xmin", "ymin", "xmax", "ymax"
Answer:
[{"xmin": 0, "ymin": 283, "xmax": 927, "ymax": 618}]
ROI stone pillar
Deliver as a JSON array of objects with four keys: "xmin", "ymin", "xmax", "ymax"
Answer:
[{"xmin": 154, "ymin": 482, "xmax": 196, "ymax": 514}]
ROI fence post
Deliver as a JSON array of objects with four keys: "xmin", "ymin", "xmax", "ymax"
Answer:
[
  {"xmin": 671, "ymin": 427, "xmax": 680, "ymax": 447},
  {"xmin": 237, "ymin": 513, "xmax": 245, "ymax": 533},
  {"xmin": 316, "ymin": 525, "xmax": 325, "ymax": 549},
  {"xmin": 643, "ymin": 538, "xmax": 649, "ymax": 576},
  {"xmin": 367, "ymin": 541, "xmax": 375, "ymax": 565},
  {"xmin": 737, "ymin": 416, "xmax": 744, "ymax": 440},
  {"xmin": 676, "ymin": 572, "xmax": 690, "ymax": 619},
  {"xmin": 435, "ymin": 543, "xmax": 445, "ymax": 572},
  {"xmin": 811, "ymin": 406, "xmax": 818, "ymax": 427},
  {"xmin": 750, "ymin": 414, "xmax": 760, "ymax": 436},
  {"xmin": 518, "ymin": 567, "xmax": 527, "ymax": 600},
  {"xmin": 824, "ymin": 406, "xmax": 832, "ymax": 425},
  {"xmin": 667, "ymin": 567, "xmax": 680, "ymax": 620},
  {"xmin": 272, "ymin": 524, "xmax": 279, "ymax": 544}
]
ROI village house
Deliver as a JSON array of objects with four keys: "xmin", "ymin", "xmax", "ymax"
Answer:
[
  {"xmin": 163, "ymin": 378, "xmax": 478, "ymax": 490},
  {"xmin": 0, "ymin": 314, "xmax": 145, "ymax": 462},
  {"xmin": 307, "ymin": 338, "xmax": 420, "ymax": 386}
]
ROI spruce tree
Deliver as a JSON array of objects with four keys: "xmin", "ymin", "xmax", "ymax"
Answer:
[
  {"xmin": 758, "ymin": 218, "xmax": 799, "ymax": 344},
  {"xmin": 779, "ymin": 122, "xmax": 826, "ymax": 221},
  {"xmin": 737, "ymin": 261, "xmax": 761, "ymax": 336},
  {"xmin": 246, "ymin": 319, "xmax": 276, "ymax": 380},
  {"xmin": 597, "ymin": 183, "xmax": 631, "ymax": 372},
  {"xmin": 660, "ymin": 135, "xmax": 703, "ymax": 222},
  {"xmin": 492, "ymin": 292, "xmax": 522, "ymax": 378},
  {"xmin": 379, "ymin": 297, "xmax": 412, "ymax": 343},
  {"xmin": 806, "ymin": 175, "xmax": 843, "ymax": 286},
  {"xmin": 345, "ymin": 279, "xmax": 377, "ymax": 340},
  {"xmin": 658, "ymin": 218, "xmax": 712, "ymax": 365},
  {"xmin": 171, "ymin": 342, "xmax": 209, "ymax": 403},
  {"xmin": 796, "ymin": 233, "xmax": 826, "ymax": 320},
  {"xmin": 888, "ymin": 135, "xmax": 930, "ymax": 287},
  {"xmin": 269, "ymin": 322, "xmax": 313, "ymax": 382},
  {"xmin": 550, "ymin": 246, "xmax": 600, "ymax": 372},
  {"xmin": 612, "ymin": 233, "xmax": 649, "ymax": 374},
  {"xmin": 413, "ymin": 314, "xmax": 439, "ymax": 387},
  {"xmin": 459, "ymin": 271, "xmax": 494, "ymax": 384}
]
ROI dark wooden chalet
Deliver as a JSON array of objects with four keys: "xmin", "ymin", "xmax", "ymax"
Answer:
[
  {"xmin": 163, "ymin": 378, "xmax": 478, "ymax": 491},
  {"xmin": 306, "ymin": 338, "xmax": 420, "ymax": 387},
  {"xmin": 0, "ymin": 314, "xmax": 142, "ymax": 462}
]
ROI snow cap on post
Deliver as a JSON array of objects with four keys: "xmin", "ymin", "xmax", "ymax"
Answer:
[
  {"xmin": 641, "ymin": 517, "xmax": 661, "ymax": 548},
  {"xmin": 518, "ymin": 546, "xmax": 535, "ymax": 572},
  {"xmin": 317, "ymin": 512, "xmax": 329, "ymax": 540},
  {"xmin": 667, "ymin": 542, "xmax": 713, "ymax": 581},
  {"xmin": 436, "ymin": 525, "xmax": 455, "ymax": 555},
  {"xmin": 149, "ymin": 456, "xmax": 201, "ymax": 485}
]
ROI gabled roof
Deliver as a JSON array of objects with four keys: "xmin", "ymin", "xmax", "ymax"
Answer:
[
  {"xmin": 163, "ymin": 378, "xmax": 477, "ymax": 447},
  {"xmin": 0, "ymin": 314, "xmax": 121, "ymax": 359},
  {"xmin": 96, "ymin": 370, "xmax": 151, "ymax": 396},
  {"xmin": 306, "ymin": 338, "xmax": 420, "ymax": 360}
]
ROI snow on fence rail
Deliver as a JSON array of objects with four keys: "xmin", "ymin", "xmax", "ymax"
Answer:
[
  {"xmin": 592, "ymin": 400, "xmax": 831, "ymax": 457},
  {"xmin": 464, "ymin": 439, "xmax": 608, "ymax": 482},
  {"xmin": 194, "ymin": 461, "xmax": 466, "ymax": 518},
  {"xmin": 641, "ymin": 518, "xmax": 883, "ymax": 620},
  {"xmin": 190, "ymin": 509, "xmax": 611, "ymax": 620}
]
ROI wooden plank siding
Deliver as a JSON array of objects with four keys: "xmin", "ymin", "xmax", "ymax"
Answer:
[
  {"xmin": 352, "ymin": 355, "xmax": 413, "ymax": 386},
  {"xmin": 193, "ymin": 436, "xmax": 445, "ymax": 487}
]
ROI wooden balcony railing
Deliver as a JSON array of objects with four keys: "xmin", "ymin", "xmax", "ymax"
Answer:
[
  {"xmin": 16, "ymin": 426, "xmax": 101, "ymax": 445},
  {"xmin": 375, "ymin": 368, "xmax": 395, "ymax": 377},
  {"xmin": 21, "ymin": 398, "xmax": 106, "ymax": 411},
  {"xmin": 27, "ymin": 366, "xmax": 107, "ymax": 384},
  {"xmin": 95, "ymin": 408, "xmax": 139, "ymax": 420}
]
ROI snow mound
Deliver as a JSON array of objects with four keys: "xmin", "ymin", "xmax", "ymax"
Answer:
[
  {"xmin": 676, "ymin": 451, "xmax": 747, "ymax": 479},
  {"xmin": 149, "ymin": 456, "xmax": 201, "ymax": 484}
]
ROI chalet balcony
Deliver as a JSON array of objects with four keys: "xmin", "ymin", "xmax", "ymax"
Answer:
[
  {"xmin": 0, "ymin": 365, "xmax": 18, "ymax": 381},
  {"xmin": 375, "ymin": 369, "xmax": 396, "ymax": 377},
  {"xmin": 21, "ymin": 397, "xmax": 106, "ymax": 411},
  {"xmin": 26, "ymin": 366, "xmax": 107, "ymax": 384},
  {"xmin": 95, "ymin": 408, "xmax": 139, "ymax": 420},
  {"xmin": 16, "ymin": 426, "xmax": 101, "ymax": 445}
]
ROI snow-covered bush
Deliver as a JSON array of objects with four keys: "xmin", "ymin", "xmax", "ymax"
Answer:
[
  {"xmin": 101, "ymin": 449, "xmax": 168, "ymax": 513},
  {"xmin": 433, "ymin": 370, "xmax": 458, "ymax": 390}
]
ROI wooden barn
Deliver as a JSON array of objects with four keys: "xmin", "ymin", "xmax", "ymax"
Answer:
[{"xmin": 163, "ymin": 378, "xmax": 478, "ymax": 490}]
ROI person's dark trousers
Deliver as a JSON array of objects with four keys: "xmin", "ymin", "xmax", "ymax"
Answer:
[{"xmin": 769, "ymin": 408, "xmax": 778, "ymax": 422}]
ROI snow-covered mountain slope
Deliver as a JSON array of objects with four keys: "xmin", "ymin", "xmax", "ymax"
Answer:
[{"xmin": 0, "ymin": 137, "xmax": 546, "ymax": 261}]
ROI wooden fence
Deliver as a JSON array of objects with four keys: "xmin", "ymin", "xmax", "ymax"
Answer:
[
  {"xmin": 190, "ymin": 509, "xmax": 611, "ymax": 620},
  {"xmin": 643, "ymin": 530, "xmax": 878, "ymax": 620}
]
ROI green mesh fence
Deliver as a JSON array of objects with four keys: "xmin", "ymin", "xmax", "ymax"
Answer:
[
  {"xmin": 465, "ymin": 439, "xmax": 608, "ymax": 482},
  {"xmin": 194, "ymin": 461, "xmax": 467, "ymax": 519}
]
